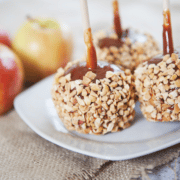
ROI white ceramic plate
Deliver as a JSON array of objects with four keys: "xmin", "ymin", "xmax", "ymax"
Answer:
[{"xmin": 14, "ymin": 75, "xmax": 180, "ymax": 160}]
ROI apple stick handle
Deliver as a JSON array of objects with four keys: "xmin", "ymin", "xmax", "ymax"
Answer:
[
  {"xmin": 80, "ymin": 0, "xmax": 90, "ymax": 30},
  {"xmin": 113, "ymin": 0, "xmax": 122, "ymax": 39},
  {"xmin": 163, "ymin": 0, "xmax": 169, "ymax": 10},
  {"xmin": 84, "ymin": 28, "xmax": 97, "ymax": 69},
  {"xmin": 163, "ymin": 0, "xmax": 174, "ymax": 55},
  {"xmin": 80, "ymin": 0, "xmax": 97, "ymax": 69}
]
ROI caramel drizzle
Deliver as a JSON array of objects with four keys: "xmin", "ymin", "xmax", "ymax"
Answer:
[
  {"xmin": 84, "ymin": 28, "xmax": 97, "ymax": 69},
  {"xmin": 163, "ymin": 9, "xmax": 174, "ymax": 55},
  {"xmin": 113, "ymin": 0, "xmax": 122, "ymax": 39}
]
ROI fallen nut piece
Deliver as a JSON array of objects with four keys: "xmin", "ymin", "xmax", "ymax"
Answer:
[{"xmin": 52, "ymin": 60, "xmax": 136, "ymax": 135}]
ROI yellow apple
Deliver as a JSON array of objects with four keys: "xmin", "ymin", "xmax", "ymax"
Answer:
[{"xmin": 12, "ymin": 17, "xmax": 73, "ymax": 84}]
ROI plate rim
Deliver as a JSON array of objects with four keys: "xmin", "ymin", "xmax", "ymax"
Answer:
[{"xmin": 14, "ymin": 75, "xmax": 180, "ymax": 160}]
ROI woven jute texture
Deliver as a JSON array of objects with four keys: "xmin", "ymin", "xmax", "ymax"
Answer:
[{"xmin": 0, "ymin": 110, "xmax": 180, "ymax": 180}]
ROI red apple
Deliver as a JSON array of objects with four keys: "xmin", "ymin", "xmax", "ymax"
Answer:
[
  {"xmin": 0, "ymin": 44, "xmax": 24, "ymax": 115},
  {"xmin": 0, "ymin": 29, "xmax": 11, "ymax": 47}
]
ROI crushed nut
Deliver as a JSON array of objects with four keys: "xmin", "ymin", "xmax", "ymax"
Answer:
[
  {"xmin": 135, "ymin": 53, "xmax": 180, "ymax": 122},
  {"xmin": 52, "ymin": 60, "xmax": 136, "ymax": 135}
]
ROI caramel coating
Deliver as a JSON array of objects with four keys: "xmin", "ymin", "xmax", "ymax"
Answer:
[{"xmin": 94, "ymin": 29, "xmax": 160, "ymax": 72}]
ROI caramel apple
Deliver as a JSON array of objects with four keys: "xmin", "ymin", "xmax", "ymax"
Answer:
[
  {"xmin": 135, "ymin": 0, "xmax": 180, "ymax": 122},
  {"xmin": 51, "ymin": 0, "xmax": 136, "ymax": 135},
  {"xmin": 94, "ymin": 0, "xmax": 160, "ymax": 72}
]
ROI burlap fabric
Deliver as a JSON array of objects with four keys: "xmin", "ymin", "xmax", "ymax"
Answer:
[{"xmin": 0, "ymin": 110, "xmax": 180, "ymax": 180}]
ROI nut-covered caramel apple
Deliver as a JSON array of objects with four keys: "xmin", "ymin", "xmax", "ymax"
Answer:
[
  {"xmin": 52, "ymin": 60, "xmax": 135, "ymax": 134},
  {"xmin": 135, "ymin": 0, "xmax": 180, "ymax": 122},
  {"xmin": 94, "ymin": 0, "xmax": 160, "ymax": 72},
  {"xmin": 51, "ymin": 0, "xmax": 136, "ymax": 135}
]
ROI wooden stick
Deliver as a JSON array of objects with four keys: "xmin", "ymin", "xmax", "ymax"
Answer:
[
  {"xmin": 80, "ymin": 0, "xmax": 90, "ymax": 31},
  {"xmin": 163, "ymin": 0, "xmax": 174, "ymax": 55},
  {"xmin": 113, "ymin": 0, "xmax": 122, "ymax": 39},
  {"xmin": 80, "ymin": 0, "xmax": 97, "ymax": 69},
  {"xmin": 163, "ymin": 0, "xmax": 169, "ymax": 10}
]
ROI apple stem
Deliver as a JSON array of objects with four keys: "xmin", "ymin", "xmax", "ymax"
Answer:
[
  {"xmin": 26, "ymin": 15, "xmax": 46, "ymax": 28},
  {"xmin": 80, "ymin": 0, "xmax": 97, "ymax": 69},
  {"xmin": 113, "ymin": 0, "xmax": 122, "ymax": 39},
  {"xmin": 26, "ymin": 15, "xmax": 36, "ymax": 22},
  {"xmin": 163, "ymin": 0, "xmax": 174, "ymax": 55}
]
